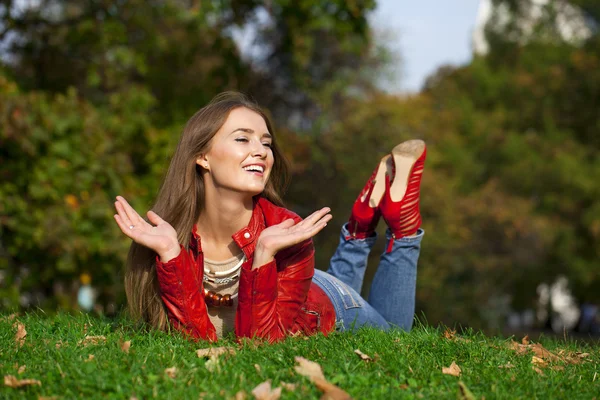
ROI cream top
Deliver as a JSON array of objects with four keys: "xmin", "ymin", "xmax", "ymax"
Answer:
[{"xmin": 203, "ymin": 253, "xmax": 244, "ymax": 338}]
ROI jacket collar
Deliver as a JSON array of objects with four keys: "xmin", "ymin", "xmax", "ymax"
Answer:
[{"xmin": 190, "ymin": 197, "xmax": 266, "ymax": 260}]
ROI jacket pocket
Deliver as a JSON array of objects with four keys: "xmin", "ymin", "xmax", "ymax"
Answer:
[{"xmin": 297, "ymin": 304, "xmax": 321, "ymax": 335}]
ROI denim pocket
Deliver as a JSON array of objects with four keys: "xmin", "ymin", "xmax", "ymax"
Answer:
[{"xmin": 330, "ymin": 278, "xmax": 363, "ymax": 310}]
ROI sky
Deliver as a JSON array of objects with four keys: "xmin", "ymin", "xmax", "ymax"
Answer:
[{"xmin": 370, "ymin": 0, "xmax": 482, "ymax": 93}]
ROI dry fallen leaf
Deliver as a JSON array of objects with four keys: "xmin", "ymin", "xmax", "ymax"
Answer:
[
  {"xmin": 205, "ymin": 356, "xmax": 219, "ymax": 372},
  {"xmin": 164, "ymin": 367, "xmax": 177, "ymax": 379},
  {"xmin": 354, "ymin": 349, "xmax": 373, "ymax": 362},
  {"xmin": 235, "ymin": 391, "xmax": 247, "ymax": 400},
  {"xmin": 521, "ymin": 335, "xmax": 530, "ymax": 345},
  {"xmin": 4, "ymin": 375, "xmax": 41, "ymax": 388},
  {"xmin": 17, "ymin": 365, "xmax": 26, "ymax": 375},
  {"xmin": 196, "ymin": 347, "xmax": 235, "ymax": 358},
  {"xmin": 442, "ymin": 361, "xmax": 462, "ymax": 377},
  {"xmin": 121, "ymin": 340, "xmax": 131, "ymax": 354},
  {"xmin": 530, "ymin": 343, "xmax": 560, "ymax": 362},
  {"xmin": 532, "ymin": 366, "xmax": 544, "ymax": 376},
  {"xmin": 294, "ymin": 357, "xmax": 350, "ymax": 400},
  {"xmin": 55, "ymin": 340, "xmax": 65, "ymax": 349},
  {"xmin": 280, "ymin": 382, "xmax": 297, "ymax": 391},
  {"xmin": 14, "ymin": 322, "xmax": 26, "ymax": 347},
  {"xmin": 443, "ymin": 328, "xmax": 456, "ymax": 340},
  {"xmin": 551, "ymin": 365, "xmax": 565, "ymax": 371},
  {"xmin": 293, "ymin": 357, "xmax": 325, "ymax": 381},
  {"xmin": 251, "ymin": 380, "xmax": 282, "ymax": 400},
  {"xmin": 78, "ymin": 335, "xmax": 106, "ymax": 346},
  {"xmin": 531, "ymin": 356, "xmax": 546, "ymax": 367},
  {"xmin": 85, "ymin": 354, "xmax": 95, "ymax": 362}
]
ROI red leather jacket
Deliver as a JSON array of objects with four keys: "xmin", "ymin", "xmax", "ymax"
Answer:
[{"xmin": 155, "ymin": 197, "xmax": 336, "ymax": 342}]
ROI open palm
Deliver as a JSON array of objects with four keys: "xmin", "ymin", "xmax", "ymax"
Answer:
[
  {"xmin": 257, "ymin": 207, "xmax": 332, "ymax": 256},
  {"xmin": 113, "ymin": 196, "xmax": 180, "ymax": 260}
]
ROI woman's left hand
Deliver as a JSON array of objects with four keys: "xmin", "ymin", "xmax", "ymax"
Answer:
[{"xmin": 252, "ymin": 207, "xmax": 332, "ymax": 268}]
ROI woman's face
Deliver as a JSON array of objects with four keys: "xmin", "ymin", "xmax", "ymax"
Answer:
[{"xmin": 198, "ymin": 107, "xmax": 274, "ymax": 196}]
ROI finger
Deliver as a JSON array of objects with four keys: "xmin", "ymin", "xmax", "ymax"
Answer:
[
  {"xmin": 295, "ymin": 207, "xmax": 331, "ymax": 229},
  {"xmin": 116, "ymin": 196, "xmax": 144, "ymax": 226},
  {"xmin": 114, "ymin": 214, "xmax": 136, "ymax": 238},
  {"xmin": 147, "ymin": 210, "xmax": 166, "ymax": 226},
  {"xmin": 114, "ymin": 201, "xmax": 133, "ymax": 228},
  {"xmin": 295, "ymin": 207, "xmax": 330, "ymax": 227},
  {"xmin": 276, "ymin": 219, "xmax": 296, "ymax": 229},
  {"xmin": 287, "ymin": 216, "xmax": 331, "ymax": 244}
]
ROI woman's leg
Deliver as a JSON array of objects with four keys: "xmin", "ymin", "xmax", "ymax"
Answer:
[
  {"xmin": 313, "ymin": 269, "xmax": 389, "ymax": 331},
  {"xmin": 325, "ymin": 223, "xmax": 377, "ymax": 293},
  {"xmin": 368, "ymin": 228, "xmax": 424, "ymax": 331}
]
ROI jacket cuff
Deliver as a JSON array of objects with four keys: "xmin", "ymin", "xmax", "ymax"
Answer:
[{"xmin": 155, "ymin": 244, "xmax": 185, "ymax": 269}]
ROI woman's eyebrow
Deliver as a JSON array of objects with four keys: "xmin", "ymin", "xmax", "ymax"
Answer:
[{"xmin": 230, "ymin": 128, "xmax": 272, "ymax": 138}]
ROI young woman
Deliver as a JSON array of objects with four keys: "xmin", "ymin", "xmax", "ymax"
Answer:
[{"xmin": 113, "ymin": 92, "xmax": 425, "ymax": 342}]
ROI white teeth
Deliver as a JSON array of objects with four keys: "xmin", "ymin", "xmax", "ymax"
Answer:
[{"xmin": 243, "ymin": 165, "xmax": 264, "ymax": 173}]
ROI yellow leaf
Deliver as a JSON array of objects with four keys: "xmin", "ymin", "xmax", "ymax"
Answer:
[
  {"xmin": 4, "ymin": 375, "xmax": 41, "ymax": 388},
  {"xmin": 78, "ymin": 335, "xmax": 106, "ymax": 347}
]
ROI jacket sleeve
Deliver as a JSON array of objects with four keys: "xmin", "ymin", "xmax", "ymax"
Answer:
[
  {"xmin": 235, "ymin": 234, "xmax": 315, "ymax": 342},
  {"xmin": 155, "ymin": 245, "xmax": 217, "ymax": 341}
]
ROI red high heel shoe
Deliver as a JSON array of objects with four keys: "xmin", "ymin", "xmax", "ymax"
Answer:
[
  {"xmin": 347, "ymin": 154, "xmax": 394, "ymax": 239},
  {"xmin": 380, "ymin": 140, "xmax": 426, "ymax": 252}
]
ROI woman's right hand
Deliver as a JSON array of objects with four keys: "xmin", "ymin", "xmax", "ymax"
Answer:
[{"xmin": 113, "ymin": 196, "xmax": 181, "ymax": 262}]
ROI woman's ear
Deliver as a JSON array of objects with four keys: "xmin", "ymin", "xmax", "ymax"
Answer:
[{"xmin": 196, "ymin": 154, "xmax": 209, "ymax": 170}]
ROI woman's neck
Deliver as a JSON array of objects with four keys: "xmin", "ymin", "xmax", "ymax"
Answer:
[{"xmin": 196, "ymin": 188, "xmax": 254, "ymax": 258}]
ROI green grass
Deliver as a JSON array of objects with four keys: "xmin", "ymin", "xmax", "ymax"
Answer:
[{"xmin": 1, "ymin": 313, "xmax": 598, "ymax": 399}]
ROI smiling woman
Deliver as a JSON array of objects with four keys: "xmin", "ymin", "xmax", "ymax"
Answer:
[{"xmin": 113, "ymin": 92, "xmax": 426, "ymax": 342}]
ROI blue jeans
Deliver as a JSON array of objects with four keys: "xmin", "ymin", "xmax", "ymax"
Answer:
[{"xmin": 312, "ymin": 223, "xmax": 423, "ymax": 332}]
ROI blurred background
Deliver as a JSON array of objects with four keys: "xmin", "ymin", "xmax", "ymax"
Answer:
[{"xmin": 1, "ymin": 0, "xmax": 599, "ymax": 336}]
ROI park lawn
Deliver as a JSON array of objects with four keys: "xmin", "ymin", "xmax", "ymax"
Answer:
[{"xmin": 1, "ymin": 313, "xmax": 598, "ymax": 399}]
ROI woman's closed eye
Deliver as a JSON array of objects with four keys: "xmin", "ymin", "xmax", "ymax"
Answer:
[{"xmin": 235, "ymin": 137, "xmax": 272, "ymax": 148}]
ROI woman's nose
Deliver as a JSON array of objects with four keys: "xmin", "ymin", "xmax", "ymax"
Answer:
[{"xmin": 251, "ymin": 140, "xmax": 267, "ymax": 158}]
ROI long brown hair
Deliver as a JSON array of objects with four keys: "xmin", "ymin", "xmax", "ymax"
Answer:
[{"xmin": 124, "ymin": 91, "xmax": 290, "ymax": 330}]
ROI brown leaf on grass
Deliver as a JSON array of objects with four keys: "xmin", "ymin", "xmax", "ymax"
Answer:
[
  {"xmin": 120, "ymin": 340, "xmax": 131, "ymax": 354},
  {"xmin": 3, "ymin": 313, "xmax": 19, "ymax": 321},
  {"xmin": 531, "ymin": 356, "xmax": 546, "ymax": 367},
  {"xmin": 235, "ymin": 391, "xmax": 247, "ymax": 400},
  {"xmin": 85, "ymin": 354, "xmax": 95, "ymax": 362},
  {"xmin": 398, "ymin": 384, "xmax": 409, "ymax": 390},
  {"xmin": 443, "ymin": 328, "xmax": 456, "ymax": 340},
  {"xmin": 196, "ymin": 346, "xmax": 236, "ymax": 358},
  {"xmin": 354, "ymin": 349, "xmax": 373, "ymax": 362},
  {"xmin": 78, "ymin": 335, "xmax": 106, "ymax": 346},
  {"xmin": 280, "ymin": 382, "xmax": 297, "ymax": 391},
  {"xmin": 551, "ymin": 365, "xmax": 565, "ymax": 371},
  {"xmin": 4, "ymin": 375, "xmax": 41, "ymax": 388},
  {"xmin": 254, "ymin": 364, "xmax": 262, "ymax": 373},
  {"xmin": 532, "ymin": 366, "xmax": 544, "ymax": 376},
  {"xmin": 294, "ymin": 357, "xmax": 351, "ymax": 400},
  {"xmin": 164, "ymin": 367, "xmax": 177, "ymax": 379},
  {"xmin": 521, "ymin": 335, "xmax": 530, "ymax": 345},
  {"xmin": 530, "ymin": 343, "xmax": 560, "ymax": 362},
  {"xmin": 293, "ymin": 357, "xmax": 325, "ymax": 381},
  {"xmin": 442, "ymin": 361, "xmax": 462, "ymax": 377},
  {"xmin": 17, "ymin": 365, "xmax": 26, "ymax": 375},
  {"xmin": 498, "ymin": 362, "xmax": 515, "ymax": 369},
  {"xmin": 55, "ymin": 340, "xmax": 65, "ymax": 349},
  {"xmin": 14, "ymin": 322, "xmax": 26, "ymax": 347},
  {"xmin": 312, "ymin": 379, "xmax": 352, "ymax": 400},
  {"xmin": 251, "ymin": 380, "xmax": 281, "ymax": 400}
]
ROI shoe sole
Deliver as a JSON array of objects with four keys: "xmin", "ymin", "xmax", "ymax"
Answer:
[
  {"xmin": 361, "ymin": 154, "xmax": 393, "ymax": 207},
  {"xmin": 389, "ymin": 140, "xmax": 426, "ymax": 202}
]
